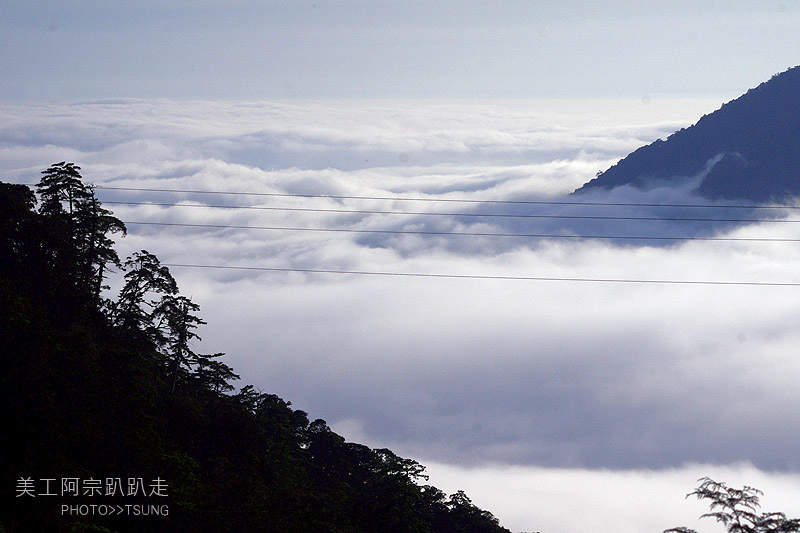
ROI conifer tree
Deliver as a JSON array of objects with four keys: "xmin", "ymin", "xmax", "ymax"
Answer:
[
  {"xmin": 35, "ymin": 162, "xmax": 125, "ymax": 304},
  {"xmin": 36, "ymin": 161, "xmax": 88, "ymax": 218},
  {"xmin": 115, "ymin": 250, "xmax": 178, "ymax": 338},
  {"xmin": 74, "ymin": 189, "xmax": 126, "ymax": 300},
  {"xmin": 152, "ymin": 294, "xmax": 205, "ymax": 394}
]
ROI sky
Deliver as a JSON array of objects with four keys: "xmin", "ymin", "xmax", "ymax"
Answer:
[
  {"xmin": 1, "ymin": 1, "xmax": 800, "ymax": 100},
  {"xmin": 3, "ymin": 2, "xmax": 800, "ymax": 532}
]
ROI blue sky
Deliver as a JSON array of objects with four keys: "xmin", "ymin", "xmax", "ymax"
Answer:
[{"xmin": 1, "ymin": 1, "xmax": 798, "ymax": 100}]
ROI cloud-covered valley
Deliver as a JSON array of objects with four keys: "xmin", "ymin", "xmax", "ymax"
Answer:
[{"xmin": 4, "ymin": 97, "xmax": 800, "ymax": 530}]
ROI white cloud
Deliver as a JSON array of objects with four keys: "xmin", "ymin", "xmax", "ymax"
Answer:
[
  {"xmin": 5, "ymin": 98, "xmax": 800, "ymax": 531},
  {"xmin": 421, "ymin": 462, "xmax": 800, "ymax": 533},
  {"xmin": 189, "ymin": 231, "xmax": 800, "ymax": 470}
]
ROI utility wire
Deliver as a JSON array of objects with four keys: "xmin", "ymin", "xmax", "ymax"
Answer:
[
  {"xmin": 94, "ymin": 185, "xmax": 800, "ymax": 210},
  {"xmin": 105, "ymin": 200, "xmax": 800, "ymax": 224},
  {"xmin": 17, "ymin": 183, "xmax": 800, "ymax": 285},
  {"xmin": 162, "ymin": 262, "xmax": 800, "ymax": 287},
  {"xmin": 123, "ymin": 220, "xmax": 800, "ymax": 243}
]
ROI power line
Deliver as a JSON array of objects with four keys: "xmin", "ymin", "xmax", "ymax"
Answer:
[
  {"xmin": 16, "ymin": 183, "xmax": 800, "ymax": 285},
  {"xmin": 123, "ymin": 220, "xmax": 800, "ymax": 243},
  {"xmin": 162, "ymin": 262, "xmax": 800, "ymax": 287},
  {"xmin": 106, "ymin": 200, "xmax": 800, "ymax": 224},
  {"xmin": 94, "ymin": 185, "xmax": 800, "ymax": 210}
]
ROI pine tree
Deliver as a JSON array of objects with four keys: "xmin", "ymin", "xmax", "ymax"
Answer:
[
  {"xmin": 35, "ymin": 162, "xmax": 125, "ymax": 306},
  {"xmin": 115, "ymin": 250, "xmax": 178, "ymax": 339}
]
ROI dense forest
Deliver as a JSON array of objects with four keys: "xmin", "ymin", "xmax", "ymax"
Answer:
[{"xmin": 0, "ymin": 162, "xmax": 512, "ymax": 532}]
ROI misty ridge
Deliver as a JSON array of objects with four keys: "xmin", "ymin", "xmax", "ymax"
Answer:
[
  {"xmin": 463, "ymin": 65, "xmax": 800, "ymax": 255},
  {"xmin": 10, "ymin": 86, "xmax": 792, "ymax": 259},
  {"xmin": 287, "ymin": 66, "xmax": 800, "ymax": 257},
  {"xmin": 318, "ymin": 63, "xmax": 800, "ymax": 258},
  {"xmin": 492, "ymin": 64, "xmax": 800, "ymax": 254},
  {"xmin": 578, "ymin": 65, "xmax": 800, "ymax": 202}
]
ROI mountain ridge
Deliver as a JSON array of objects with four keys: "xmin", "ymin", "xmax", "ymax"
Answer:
[{"xmin": 575, "ymin": 65, "xmax": 800, "ymax": 201}]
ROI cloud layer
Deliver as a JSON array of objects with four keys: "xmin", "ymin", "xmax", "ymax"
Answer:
[
  {"xmin": 4, "ymin": 97, "xmax": 800, "ymax": 529},
  {"xmin": 424, "ymin": 461, "xmax": 800, "ymax": 533}
]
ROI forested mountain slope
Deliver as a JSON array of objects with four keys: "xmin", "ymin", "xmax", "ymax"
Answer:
[
  {"xmin": 0, "ymin": 163, "xmax": 511, "ymax": 533},
  {"xmin": 576, "ymin": 66, "xmax": 800, "ymax": 201}
]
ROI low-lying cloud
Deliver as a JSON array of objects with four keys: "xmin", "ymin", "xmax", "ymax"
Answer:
[
  {"xmin": 423, "ymin": 461, "xmax": 800, "ymax": 533},
  {"xmin": 5, "ymin": 97, "xmax": 800, "ymax": 528}
]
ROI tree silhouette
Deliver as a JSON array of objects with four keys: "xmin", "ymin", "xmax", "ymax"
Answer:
[
  {"xmin": 115, "ymin": 250, "xmax": 178, "ymax": 337},
  {"xmin": 153, "ymin": 294, "xmax": 205, "ymax": 394},
  {"xmin": 0, "ymin": 183, "xmax": 37, "ymax": 278},
  {"xmin": 74, "ymin": 190, "xmax": 126, "ymax": 300},
  {"xmin": 36, "ymin": 161, "xmax": 88, "ymax": 217},
  {"xmin": 1, "ymin": 163, "xmax": 515, "ymax": 533},
  {"xmin": 665, "ymin": 477, "xmax": 800, "ymax": 533},
  {"xmin": 35, "ymin": 162, "xmax": 125, "ymax": 304},
  {"xmin": 191, "ymin": 352, "xmax": 239, "ymax": 393}
]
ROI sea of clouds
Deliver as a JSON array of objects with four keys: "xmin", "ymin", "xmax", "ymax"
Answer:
[{"xmin": 3, "ymin": 97, "xmax": 800, "ymax": 532}]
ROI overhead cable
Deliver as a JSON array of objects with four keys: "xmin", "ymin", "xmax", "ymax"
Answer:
[
  {"xmin": 162, "ymin": 262, "xmax": 800, "ymax": 287},
  {"xmin": 123, "ymin": 220, "xmax": 800, "ymax": 243},
  {"xmin": 94, "ymin": 185, "xmax": 800, "ymax": 210},
  {"xmin": 106, "ymin": 201, "xmax": 800, "ymax": 224}
]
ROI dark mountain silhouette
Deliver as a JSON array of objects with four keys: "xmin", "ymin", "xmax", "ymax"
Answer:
[
  {"xmin": 0, "ymin": 166, "xmax": 513, "ymax": 533},
  {"xmin": 576, "ymin": 65, "xmax": 800, "ymax": 201}
]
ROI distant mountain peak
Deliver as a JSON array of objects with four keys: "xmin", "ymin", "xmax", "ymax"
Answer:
[{"xmin": 575, "ymin": 65, "xmax": 800, "ymax": 202}]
